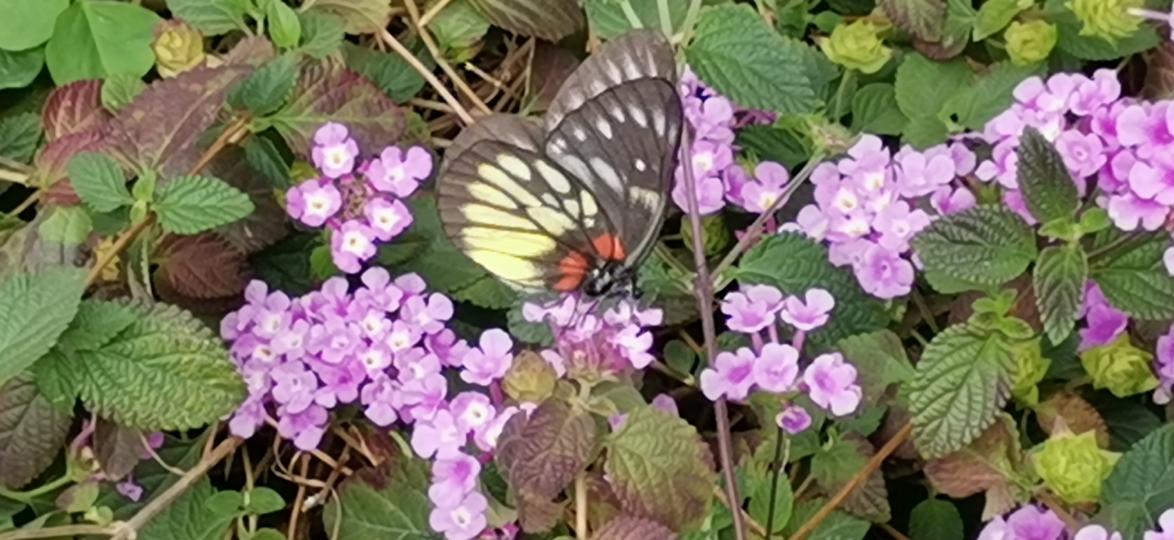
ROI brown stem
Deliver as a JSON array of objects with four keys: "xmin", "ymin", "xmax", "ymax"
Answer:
[
  {"xmin": 287, "ymin": 454, "xmax": 311, "ymax": 539},
  {"xmin": 678, "ymin": 125, "xmax": 746, "ymax": 540},
  {"xmin": 712, "ymin": 486, "xmax": 768, "ymax": 538},
  {"xmin": 789, "ymin": 423, "xmax": 912, "ymax": 540},
  {"xmin": 402, "ymin": 0, "xmax": 492, "ymax": 117},
  {"xmin": 375, "ymin": 27, "xmax": 475, "ymax": 126},
  {"xmin": 877, "ymin": 522, "xmax": 912, "ymax": 540},
  {"xmin": 0, "ymin": 524, "xmax": 122, "ymax": 540},
  {"xmin": 84, "ymin": 216, "xmax": 153, "ymax": 288}
]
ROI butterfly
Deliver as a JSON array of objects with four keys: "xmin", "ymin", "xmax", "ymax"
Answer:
[{"xmin": 436, "ymin": 30, "xmax": 683, "ymax": 299}]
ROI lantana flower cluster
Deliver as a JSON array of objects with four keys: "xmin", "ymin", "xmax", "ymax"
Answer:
[
  {"xmin": 699, "ymin": 284, "xmax": 862, "ymax": 430},
  {"xmin": 672, "ymin": 68, "xmax": 781, "ymax": 215},
  {"xmin": 523, "ymin": 295, "xmax": 663, "ymax": 378},
  {"xmin": 285, "ymin": 122, "xmax": 432, "ymax": 273},
  {"xmin": 785, "ymin": 135, "xmax": 979, "ymax": 299},
  {"xmin": 979, "ymin": 504, "xmax": 1174, "ymax": 540},
  {"xmin": 221, "ymin": 269, "xmax": 526, "ymax": 540}
]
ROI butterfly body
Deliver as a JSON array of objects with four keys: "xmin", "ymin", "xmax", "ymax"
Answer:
[{"xmin": 436, "ymin": 30, "xmax": 682, "ymax": 297}]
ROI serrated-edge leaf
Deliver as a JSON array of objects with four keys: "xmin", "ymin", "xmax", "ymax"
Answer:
[
  {"xmin": 164, "ymin": 0, "xmax": 248, "ymax": 35},
  {"xmin": 878, "ymin": 0, "xmax": 946, "ymax": 41},
  {"xmin": 1017, "ymin": 128, "xmax": 1079, "ymax": 223},
  {"xmin": 323, "ymin": 455, "xmax": 441, "ymax": 539},
  {"xmin": 685, "ymin": 4, "xmax": 816, "ymax": 114},
  {"xmin": 138, "ymin": 478, "xmax": 237, "ymax": 540},
  {"xmin": 466, "ymin": 0, "xmax": 583, "ymax": 41},
  {"xmin": 75, "ymin": 300, "xmax": 246, "ymax": 430},
  {"xmin": 912, "ymin": 205, "xmax": 1037, "ymax": 286},
  {"xmin": 1034, "ymin": 245, "xmax": 1087, "ymax": 345},
  {"xmin": 0, "ymin": 267, "xmax": 86, "ymax": 386},
  {"xmin": 0, "ymin": 374, "xmax": 72, "ymax": 489},
  {"xmin": 228, "ymin": 54, "xmax": 298, "ymax": 116},
  {"xmin": 1102, "ymin": 424, "xmax": 1174, "ymax": 533},
  {"xmin": 495, "ymin": 400, "xmax": 598, "ymax": 500},
  {"xmin": 909, "ymin": 498, "xmax": 964, "ymax": 540},
  {"xmin": 58, "ymin": 298, "xmax": 139, "ymax": 352},
  {"xmin": 909, "ymin": 324, "xmax": 1015, "ymax": 458},
  {"xmin": 67, "ymin": 152, "xmax": 133, "ymax": 212},
  {"xmin": 1089, "ymin": 230, "xmax": 1174, "ymax": 319},
  {"xmin": 154, "ymin": 175, "xmax": 255, "ymax": 235}
]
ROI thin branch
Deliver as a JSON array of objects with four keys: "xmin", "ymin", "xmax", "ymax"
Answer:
[
  {"xmin": 375, "ymin": 28, "xmax": 476, "ymax": 125},
  {"xmin": 575, "ymin": 472, "xmax": 588, "ymax": 539},
  {"xmin": 403, "ymin": 0, "xmax": 492, "ymax": 116},
  {"xmin": 85, "ymin": 216, "xmax": 153, "ymax": 287},
  {"xmin": 417, "ymin": 0, "xmax": 454, "ymax": 27},
  {"xmin": 0, "ymin": 524, "xmax": 122, "ymax": 540},
  {"xmin": 790, "ymin": 423, "xmax": 912, "ymax": 540},
  {"xmin": 0, "ymin": 168, "xmax": 29, "ymax": 185},
  {"xmin": 877, "ymin": 522, "xmax": 913, "ymax": 540},
  {"xmin": 711, "ymin": 486, "xmax": 767, "ymax": 538},
  {"xmin": 110, "ymin": 437, "xmax": 243, "ymax": 540},
  {"xmin": 679, "ymin": 125, "xmax": 746, "ymax": 540},
  {"xmin": 287, "ymin": 454, "xmax": 311, "ymax": 539}
]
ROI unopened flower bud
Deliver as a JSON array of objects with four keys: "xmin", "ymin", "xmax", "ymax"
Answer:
[
  {"xmin": 1065, "ymin": 0, "xmax": 1143, "ymax": 42},
  {"xmin": 1080, "ymin": 334, "xmax": 1159, "ymax": 398},
  {"xmin": 1032, "ymin": 430, "xmax": 1120, "ymax": 504},
  {"xmin": 153, "ymin": 20, "xmax": 206, "ymax": 78},
  {"xmin": 1005, "ymin": 21, "xmax": 1058, "ymax": 65},
  {"xmin": 817, "ymin": 21, "xmax": 892, "ymax": 74}
]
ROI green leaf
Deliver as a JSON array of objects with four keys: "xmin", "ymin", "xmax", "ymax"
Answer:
[
  {"xmin": 909, "ymin": 498, "xmax": 964, "ymax": 540},
  {"xmin": 0, "ymin": 267, "xmax": 85, "ymax": 387},
  {"xmin": 266, "ymin": 0, "xmax": 302, "ymax": 49},
  {"xmin": 585, "ymin": 0, "xmax": 688, "ymax": 40},
  {"xmin": 748, "ymin": 475, "xmax": 793, "ymax": 535},
  {"xmin": 878, "ymin": 0, "xmax": 946, "ymax": 41},
  {"xmin": 735, "ymin": 125, "xmax": 813, "ymax": 168},
  {"xmin": 297, "ymin": 11, "xmax": 346, "ymax": 59},
  {"xmin": 837, "ymin": 330, "xmax": 915, "ymax": 406},
  {"xmin": 946, "ymin": 62, "xmax": 1040, "ymax": 132},
  {"xmin": 323, "ymin": 454, "xmax": 440, "ymax": 539},
  {"xmin": 496, "ymin": 400, "xmax": 598, "ymax": 500},
  {"xmin": 0, "ymin": 47, "xmax": 45, "ymax": 90},
  {"xmin": 783, "ymin": 498, "xmax": 870, "ymax": 540},
  {"xmin": 164, "ymin": 0, "xmax": 249, "ymax": 35},
  {"xmin": 1016, "ymin": 127, "xmax": 1079, "ymax": 223},
  {"xmin": 973, "ymin": 0, "xmax": 1026, "ymax": 40},
  {"xmin": 430, "ymin": 0, "xmax": 490, "ymax": 63},
  {"xmin": 37, "ymin": 206, "xmax": 93, "ymax": 246},
  {"xmin": 1101, "ymin": 425, "xmax": 1174, "ymax": 538},
  {"xmin": 737, "ymin": 233, "xmax": 888, "ymax": 350},
  {"xmin": 101, "ymin": 74, "xmax": 147, "ymax": 113},
  {"xmin": 686, "ymin": 4, "xmax": 817, "ymax": 114},
  {"xmin": 909, "ymin": 323, "xmax": 1015, "ymax": 458},
  {"xmin": 139, "ymin": 479, "xmax": 237, "ymax": 540},
  {"xmin": 466, "ymin": 0, "xmax": 583, "ymax": 42},
  {"xmin": 154, "ymin": 175, "xmax": 255, "ymax": 235},
  {"xmin": 205, "ymin": 490, "xmax": 244, "ymax": 515},
  {"xmin": 0, "ymin": 112, "xmax": 42, "ymax": 163},
  {"xmin": 74, "ymin": 300, "xmax": 246, "ymax": 430},
  {"xmin": 244, "ymin": 488, "xmax": 285, "ymax": 515},
  {"xmin": 228, "ymin": 54, "xmax": 298, "ymax": 116},
  {"xmin": 664, "ymin": 340, "xmax": 697, "ymax": 376},
  {"xmin": 243, "ymin": 135, "xmax": 290, "ymax": 188},
  {"xmin": 1089, "ymin": 230, "xmax": 1174, "ymax": 319},
  {"xmin": 304, "ymin": 0, "xmax": 392, "ymax": 35},
  {"xmin": 0, "ymin": 375, "xmax": 72, "ymax": 489},
  {"xmin": 1049, "ymin": 0, "xmax": 1159, "ymax": 61},
  {"xmin": 850, "ymin": 83, "xmax": 908, "ymax": 136},
  {"xmin": 58, "ymin": 299, "xmax": 138, "ymax": 352},
  {"xmin": 342, "ymin": 42, "xmax": 431, "ymax": 103},
  {"xmin": 44, "ymin": 0, "xmax": 162, "ymax": 85},
  {"xmin": 0, "ymin": 0, "xmax": 69, "ymax": 51},
  {"xmin": 1034, "ymin": 245, "xmax": 1087, "ymax": 345},
  {"xmin": 67, "ymin": 152, "xmax": 132, "ymax": 213},
  {"xmin": 894, "ymin": 53, "xmax": 970, "ymax": 134},
  {"xmin": 912, "ymin": 205, "xmax": 1037, "ymax": 287},
  {"xmin": 604, "ymin": 405, "xmax": 716, "ymax": 531}
]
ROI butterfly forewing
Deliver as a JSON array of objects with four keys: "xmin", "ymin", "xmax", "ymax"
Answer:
[{"xmin": 436, "ymin": 30, "xmax": 682, "ymax": 295}]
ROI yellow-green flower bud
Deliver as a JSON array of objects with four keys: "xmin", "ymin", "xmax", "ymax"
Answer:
[
  {"xmin": 1080, "ymin": 334, "xmax": 1159, "ymax": 398},
  {"xmin": 817, "ymin": 21, "xmax": 892, "ymax": 74},
  {"xmin": 503, "ymin": 350, "xmax": 557, "ymax": 403},
  {"xmin": 152, "ymin": 20, "xmax": 206, "ymax": 78},
  {"xmin": 1010, "ymin": 338, "xmax": 1049, "ymax": 406},
  {"xmin": 1004, "ymin": 21, "xmax": 1058, "ymax": 65},
  {"xmin": 1032, "ymin": 430, "xmax": 1120, "ymax": 504},
  {"xmin": 1065, "ymin": 0, "xmax": 1144, "ymax": 42}
]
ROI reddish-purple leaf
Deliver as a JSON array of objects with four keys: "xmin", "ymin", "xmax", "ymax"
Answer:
[
  {"xmin": 924, "ymin": 415, "xmax": 1022, "ymax": 498},
  {"xmin": 517, "ymin": 494, "xmax": 565, "ymax": 533},
  {"xmin": 0, "ymin": 374, "xmax": 72, "ymax": 489},
  {"xmin": 93, "ymin": 417, "xmax": 143, "ymax": 481},
  {"xmin": 42, "ymin": 80, "xmax": 111, "ymax": 142},
  {"xmin": 593, "ymin": 515, "xmax": 678, "ymax": 540},
  {"xmin": 32, "ymin": 130, "xmax": 108, "ymax": 196},
  {"xmin": 111, "ymin": 65, "xmax": 252, "ymax": 175},
  {"xmin": 495, "ymin": 399, "xmax": 598, "ymax": 501},
  {"xmin": 158, "ymin": 233, "xmax": 249, "ymax": 299},
  {"xmin": 272, "ymin": 61, "xmax": 405, "ymax": 157},
  {"xmin": 206, "ymin": 149, "xmax": 288, "ymax": 254},
  {"xmin": 221, "ymin": 36, "xmax": 277, "ymax": 67}
]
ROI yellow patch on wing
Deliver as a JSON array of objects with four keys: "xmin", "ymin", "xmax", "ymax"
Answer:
[
  {"xmin": 460, "ymin": 227, "xmax": 557, "ymax": 258},
  {"xmin": 478, "ymin": 163, "xmax": 541, "ymax": 207},
  {"xmin": 525, "ymin": 206, "xmax": 576, "ymax": 235},
  {"xmin": 466, "ymin": 182, "xmax": 518, "ymax": 209},
  {"xmin": 461, "ymin": 203, "xmax": 540, "ymax": 231},
  {"xmin": 466, "ymin": 249, "xmax": 543, "ymax": 283}
]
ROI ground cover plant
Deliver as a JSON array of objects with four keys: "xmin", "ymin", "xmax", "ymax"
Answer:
[{"xmin": 2, "ymin": 0, "xmax": 1174, "ymax": 539}]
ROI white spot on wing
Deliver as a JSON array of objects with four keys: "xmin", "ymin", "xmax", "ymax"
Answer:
[
  {"xmin": 621, "ymin": 56, "xmax": 642, "ymax": 79},
  {"xmin": 526, "ymin": 206, "xmax": 575, "ymax": 235},
  {"xmin": 629, "ymin": 186, "xmax": 660, "ymax": 210},
  {"xmin": 595, "ymin": 117, "xmax": 613, "ymax": 139},
  {"xmin": 604, "ymin": 59, "xmax": 622, "ymax": 83},
  {"xmin": 629, "ymin": 105, "xmax": 647, "ymax": 127},
  {"xmin": 497, "ymin": 154, "xmax": 532, "ymax": 180},
  {"xmin": 534, "ymin": 160, "xmax": 572, "ymax": 194},
  {"xmin": 634, "ymin": 159, "xmax": 646, "ymax": 172},
  {"xmin": 608, "ymin": 103, "xmax": 626, "ymax": 123},
  {"xmin": 651, "ymin": 108, "xmax": 665, "ymax": 135},
  {"xmin": 573, "ymin": 126, "xmax": 588, "ymax": 142},
  {"xmin": 589, "ymin": 157, "xmax": 623, "ymax": 192},
  {"xmin": 468, "ymin": 182, "xmax": 518, "ymax": 209}
]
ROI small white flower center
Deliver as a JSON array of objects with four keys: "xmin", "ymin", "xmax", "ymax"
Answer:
[
  {"xmin": 693, "ymin": 152, "xmax": 714, "ymax": 173},
  {"xmin": 451, "ymin": 507, "xmax": 472, "ymax": 527},
  {"xmin": 833, "ymin": 189, "xmax": 858, "ymax": 213},
  {"xmin": 325, "ymin": 146, "xmax": 348, "ymax": 167},
  {"xmin": 342, "ymin": 232, "xmax": 369, "ymax": 255}
]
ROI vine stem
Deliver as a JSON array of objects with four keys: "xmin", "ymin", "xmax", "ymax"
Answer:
[
  {"xmin": 678, "ymin": 124, "xmax": 746, "ymax": 540},
  {"xmin": 789, "ymin": 423, "xmax": 912, "ymax": 540},
  {"xmin": 575, "ymin": 472, "xmax": 588, "ymax": 539}
]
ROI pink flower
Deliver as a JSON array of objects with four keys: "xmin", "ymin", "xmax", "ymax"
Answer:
[
  {"xmin": 1080, "ymin": 284, "xmax": 1127, "ymax": 350},
  {"xmin": 364, "ymin": 197, "xmax": 413, "ymax": 241},
  {"xmin": 428, "ymin": 452, "xmax": 481, "ymax": 507},
  {"xmin": 1075, "ymin": 525, "xmax": 1123, "ymax": 540},
  {"xmin": 721, "ymin": 285, "xmax": 783, "ymax": 333},
  {"xmin": 461, "ymin": 329, "xmax": 513, "ymax": 385},
  {"xmin": 1070, "ymin": 70, "xmax": 1122, "ymax": 116},
  {"xmin": 779, "ymin": 288, "xmax": 835, "ymax": 331},
  {"xmin": 741, "ymin": 161, "xmax": 790, "ymax": 213},
  {"xmin": 403, "ymin": 293, "xmax": 455, "ymax": 334},
  {"xmin": 116, "ymin": 479, "xmax": 143, "ymax": 502},
  {"xmin": 650, "ymin": 394, "xmax": 679, "ymax": 416},
  {"xmin": 1055, "ymin": 130, "xmax": 1107, "ymax": 178},
  {"xmin": 276, "ymin": 404, "xmax": 328, "ymax": 451},
  {"xmin": 873, "ymin": 201, "xmax": 932, "ymax": 253},
  {"xmin": 366, "ymin": 146, "xmax": 432, "ymax": 197},
  {"xmin": 429, "ymin": 491, "xmax": 488, "ymax": 540},
  {"xmin": 699, "ymin": 347, "xmax": 757, "ymax": 401},
  {"xmin": 752, "ymin": 342, "xmax": 799, "ymax": 393},
  {"xmin": 979, "ymin": 505, "xmax": 1066, "ymax": 540},
  {"xmin": 672, "ymin": 171, "xmax": 726, "ymax": 215},
  {"xmin": 360, "ymin": 375, "xmax": 400, "ymax": 426},
  {"xmin": 1107, "ymin": 192, "xmax": 1169, "ymax": 231},
  {"xmin": 803, "ymin": 353, "xmax": 861, "ymax": 416},
  {"xmin": 286, "ymin": 179, "xmax": 342, "ymax": 227},
  {"xmin": 1145, "ymin": 508, "xmax": 1174, "ymax": 540},
  {"xmin": 894, "ymin": 147, "xmax": 956, "ymax": 197},
  {"xmin": 1129, "ymin": 159, "xmax": 1174, "ymax": 205},
  {"xmin": 930, "ymin": 186, "xmax": 976, "ymax": 215},
  {"xmin": 331, "ymin": 220, "xmax": 377, "ymax": 273},
  {"xmin": 311, "ymin": 122, "xmax": 359, "ymax": 178},
  {"xmin": 776, "ymin": 404, "xmax": 811, "ymax": 434},
  {"xmin": 854, "ymin": 243, "xmax": 914, "ymax": 299},
  {"xmin": 449, "ymin": 392, "xmax": 495, "ymax": 434},
  {"xmin": 411, "ymin": 409, "xmax": 465, "ymax": 459}
]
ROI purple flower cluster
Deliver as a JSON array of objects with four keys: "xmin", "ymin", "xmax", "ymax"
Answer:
[
  {"xmin": 672, "ymin": 68, "xmax": 781, "ymax": 215},
  {"xmin": 784, "ymin": 135, "xmax": 977, "ymax": 299},
  {"xmin": 979, "ymin": 505, "xmax": 1174, "ymax": 540},
  {"xmin": 699, "ymin": 284, "xmax": 861, "ymax": 429},
  {"xmin": 286, "ymin": 123, "xmax": 432, "ymax": 273},
  {"xmin": 523, "ymin": 296, "xmax": 662, "ymax": 378},
  {"xmin": 222, "ymin": 269, "xmax": 530, "ymax": 539}
]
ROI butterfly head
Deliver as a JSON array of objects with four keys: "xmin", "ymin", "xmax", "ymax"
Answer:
[{"xmin": 582, "ymin": 260, "xmax": 637, "ymax": 299}]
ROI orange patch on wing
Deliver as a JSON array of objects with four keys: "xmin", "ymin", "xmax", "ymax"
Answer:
[
  {"xmin": 554, "ymin": 251, "xmax": 589, "ymax": 291},
  {"xmin": 592, "ymin": 234, "xmax": 626, "ymax": 261}
]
